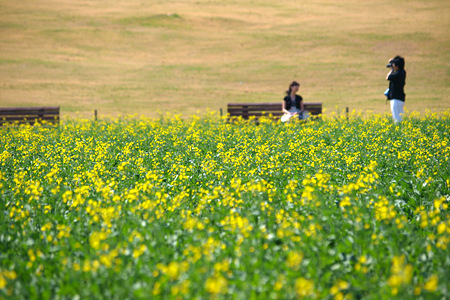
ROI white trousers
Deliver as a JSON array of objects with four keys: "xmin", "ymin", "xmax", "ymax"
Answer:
[{"xmin": 390, "ymin": 99, "xmax": 404, "ymax": 122}]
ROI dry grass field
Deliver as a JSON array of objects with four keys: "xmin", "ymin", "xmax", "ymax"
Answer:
[{"xmin": 0, "ymin": 0, "xmax": 449, "ymax": 117}]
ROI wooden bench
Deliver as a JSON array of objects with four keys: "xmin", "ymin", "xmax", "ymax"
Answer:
[
  {"xmin": 0, "ymin": 107, "xmax": 60, "ymax": 126},
  {"xmin": 227, "ymin": 102, "xmax": 322, "ymax": 120}
]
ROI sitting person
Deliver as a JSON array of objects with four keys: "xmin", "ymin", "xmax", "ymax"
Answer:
[{"xmin": 281, "ymin": 81, "xmax": 309, "ymax": 122}]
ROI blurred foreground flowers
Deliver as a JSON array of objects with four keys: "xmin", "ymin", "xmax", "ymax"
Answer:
[{"xmin": 0, "ymin": 111, "xmax": 449, "ymax": 299}]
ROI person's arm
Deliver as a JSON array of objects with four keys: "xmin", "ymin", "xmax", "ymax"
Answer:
[
  {"xmin": 283, "ymin": 99, "xmax": 296, "ymax": 115},
  {"xmin": 387, "ymin": 70, "xmax": 399, "ymax": 81},
  {"xmin": 386, "ymin": 69, "xmax": 392, "ymax": 80},
  {"xmin": 386, "ymin": 58, "xmax": 399, "ymax": 80},
  {"xmin": 282, "ymin": 100, "xmax": 290, "ymax": 114},
  {"xmin": 300, "ymin": 100, "xmax": 304, "ymax": 112}
]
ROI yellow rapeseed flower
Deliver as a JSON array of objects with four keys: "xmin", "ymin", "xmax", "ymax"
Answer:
[
  {"xmin": 423, "ymin": 274, "xmax": 438, "ymax": 292},
  {"xmin": 295, "ymin": 277, "xmax": 314, "ymax": 297},
  {"xmin": 205, "ymin": 274, "xmax": 228, "ymax": 295},
  {"xmin": 286, "ymin": 251, "xmax": 304, "ymax": 270}
]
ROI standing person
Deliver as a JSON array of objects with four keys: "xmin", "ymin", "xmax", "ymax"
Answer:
[
  {"xmin": 281, "ymin": 81, "xmax": 308, "ymax": 122},
  {"xmin": 386, "ymin": 56, "xmax": 406, "ymax": 122}
]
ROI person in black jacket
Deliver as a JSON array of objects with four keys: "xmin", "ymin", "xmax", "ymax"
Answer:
[
  {"xmin": 386, "ymin": 56, "xmax": 406, "ymax": 122},
  {"xmin": 281, "ymin": 81, "xmax": 308, "ymax": 122}
]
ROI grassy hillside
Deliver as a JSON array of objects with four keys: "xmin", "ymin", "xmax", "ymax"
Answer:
[{"xmin": 0, "ymin": 0, "xmax": 449, "ymax": 117}]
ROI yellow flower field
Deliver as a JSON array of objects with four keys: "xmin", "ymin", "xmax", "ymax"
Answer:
[{"xmin": 0, "ymin": 111, "xmax": 449, "ymax": 299}]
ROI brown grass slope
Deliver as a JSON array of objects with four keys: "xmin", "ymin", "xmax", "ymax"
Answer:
[{"xmin": 0, "ymin": 0, "xmax": 449, "ymax": 117}]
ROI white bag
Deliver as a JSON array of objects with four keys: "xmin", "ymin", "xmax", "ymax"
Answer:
[{"xmin": 281, "ymin": 113, "xmax": 292, "ymax": 122}]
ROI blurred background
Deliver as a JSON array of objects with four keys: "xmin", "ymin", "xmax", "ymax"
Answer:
[{"xmin": 0, "ymin": 0, "xmax": 449, "ymax": 117}]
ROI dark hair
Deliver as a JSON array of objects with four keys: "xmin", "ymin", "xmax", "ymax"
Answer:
[
  {"xmin": 393, "ymin": 55, "xmax": 405, "ymax": 70},
  {"xmin": 286, "ymin": 81, "xmax": 300, "ymax": 95}
]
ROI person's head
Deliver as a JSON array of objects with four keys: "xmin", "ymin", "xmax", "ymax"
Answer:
[
  {"xmin": 392, "ymin": 55, "xmax": 405, "ymax": 70},
  {"xmin": 286, "ymin": 81, "xmax": 300, "ymax": 95}
]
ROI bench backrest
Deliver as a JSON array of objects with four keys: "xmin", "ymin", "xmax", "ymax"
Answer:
[
  {"xmin": 0, "ymin": 107, "xmax": 60, "ymax": 126},
  {"xmin": 227, "ymin": 102, "xmax": 322, "ymax": 119}
]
